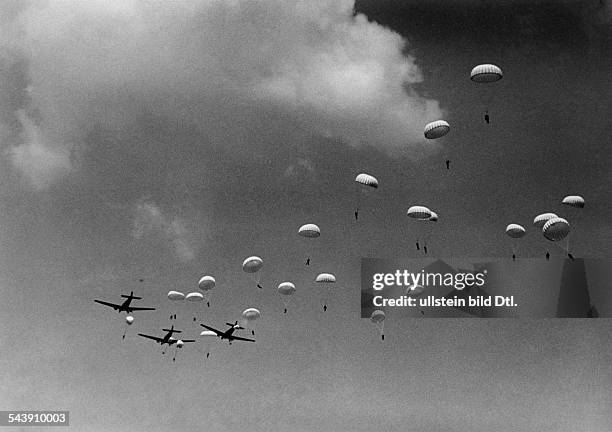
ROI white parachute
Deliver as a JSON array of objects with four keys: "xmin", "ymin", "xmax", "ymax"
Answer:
[
  {"xmin": 315, "ymin": 273, "xmax": 336, "ymax": 311},
  {"xmin": 198, "ymin": 275, "xmax": 216, "ymax": 307},
  {"xmin": 407, "ymin": 206, "xmax": 432, "ymax": 220},
  {"xmin": 470, "ymin": 64, "xmax": 503, "ymax": 82},
  {"xmin": 354, "ymin": 173, "xmax": 379, "ymax": 220},
  {"xmin": 561, "ymin": 195, "xmax": 585, "ymax": 208},
  {"xmin": 242, "ymin": 256, "xmax": 264, "ymax": 289},
  {"xmin": 298, "ymin": 224, "xmax": 320, "ymax": 266},
  {"xmin": 505, "ymin": 224, "xmax": 526, "ymax": 238},
  {"xmin": 506, "ymin": 224, "xmax": 526, "ymax": 257},
  {"xmin": 533, "ymin": 213, "xmax": 557, "ymax": 228},
  {"xmin": 200, "ymin": 330, "xmax": 217, "ymax": 359},
  {"xmin": 424, "ymin": 120, "xmax": 450, "ymax": 139},
  {"xmin": 122, "ymin": 315, "xmax": 134, "ymax": 339},
  {"xmin": 543, "ymin": 217, "xmax": 571, "ymax": 242},
  {"xmin": 370, "ymin": 310, "xmax": 386, "ymax": 340},
  {"xmin": 277, "ymin": 282, "xmax": 296, "ymax": 314},
  {"xmin": 298, "ymin": 224, "xmax": 321, "ymax": 238},
  {"xmin": 167, "ymin": 291, "xmax": 185, "ymax": 301},
  {"xmin": 241, "ymin": 308, "xmax": 261, "ymax": 335}
]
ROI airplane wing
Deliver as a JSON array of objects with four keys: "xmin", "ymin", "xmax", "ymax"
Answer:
[
  {"xmin": 230, "ymin": 335, "xmax": 256, "ymax": 343},
  {"xmin": 138, "ymin": 333, "xmax": 164, "ymax": 343},
  {"xmin": 129, "ymin": 306, "xmax": 156, "ymax": 311},
  {"xmin": 94, "ymin": 300, "xmax": 121, "ymax": 310},
  {"xmin": 181, "ymin": 340, "xmax": 196, "ymax": 343},
  {"xmin": 200, "ymin": 324, "xmax": 225, "ymax": 336}
]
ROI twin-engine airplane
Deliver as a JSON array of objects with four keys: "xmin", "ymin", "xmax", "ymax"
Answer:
[
  {"xmin": 200, "ymin": 321, "xmax": 256, "ymax": 345},
  {"xmin": 137, "ymin": 325, "xmax": 196, "ymax": 347},
  {"xmin": 94, "ymin": 292, "xmax": 156, "ymax": 314}
]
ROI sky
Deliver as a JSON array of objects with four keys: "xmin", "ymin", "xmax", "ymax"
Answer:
[{"xmin": 1, "ymin": 0, "xmax": 611, "ymax": 431}]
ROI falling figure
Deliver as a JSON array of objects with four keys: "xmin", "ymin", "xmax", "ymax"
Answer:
[
  {"xmin": 416, "ymin": 241, "xmax": 420, "ymax": 251},
  {"xmin": 546, "ymin": 251, "xmax": 550, "ymax": 261},
  {"xmin": 567, "ymin": 253, "xmax": 575, "ymax": 261},
  {"xmin": 512, "ymin": 253, "xmax": 516, "ymax": 261},
  {"xmin": 381, "ymin": 334, "xmax": 384, "ymax": 341},
  {"xmin": 284, "ymin": 308, "xmax": 287, "ymax": 314},
  {"xmin": 206, "ymin": 353, "xmax": 210, "ymax": 358},
  {"xmin": 257, "ymin": 284, "xmax": 263, "ymax": 289},
  {"xmin": 323, "ymin": 304, "xmax": 327, "ymax": 312},
  {"xmin": 193, "ymin": 317, "xmax": 196, "ymax": 322},
  {"xmin": 306, "ymin": 258, "xmax": 310, "ymax": 266},
  {"xmin": 446, "ymin": 160, "xmax": 450, "ymax": 170},
  {"xmin": 251, "ymin": 330, "xmax": 255, "ymax": 336},
  {"xmin": 354, "ymin": 209, "xmax": 359, "ymax": 220},
  {"xmin": 423, "ymin": 245, "xmax": 428, "ymax": 255},
  {"xmin": 484, "ymin": 112, "xmax": 490, "ymax": 124}
]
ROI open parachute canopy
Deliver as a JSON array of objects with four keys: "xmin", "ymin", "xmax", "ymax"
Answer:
[
  {"xmin": 533, "ymin": 213, "xmax": 557, "ymax": 228},
  {"xmin": 470, "ymin": 64, "xmax": 503, "ymax": 83},
  {"xmin": 186, "ymin": 292, "xmax": 204, "ymax": 302},
  {"xmin": 428, "ymin": 211, "xmax": 439, "ymax": 222},
  {"xmin": 242, "ymin": 256, "xmax": 263, "ymax": 273},
  {"xmin": 315, "ymin": 273, "xmax": 336, "ymax": 283},
  {"xmin": 355, "ymin": 173, "xmax": 378, "ymax": 188},
  {"xmin": 370, "ymin": 310, "xmax": 385, "ymax": 323},
  {"xmin": 424, "ymin": 120, "xmax": 450, "ymax": 139},
  {"xmin": 561, "ymin": 195, "xmax": 585, "ymax": 208},
  {"xmin": 505, "ymin": 224, "xmax": 526, "ymax": 238},
  {"xmin": 200, "ymin": 330, "xmax": 217, "ymax": 337},
  {"xmin": 407, "ymin": 206, "xmax": 432, "ymax": 220},
  {"xmin": 542, "ymin": 217, "xmax": 571, "ymax": 242},
  {"xmin": 277, "ymin": 282, "xmax": 296, "ymax": 296},
  {"xmin": 298, "ymin": 224, "xmax": 321, "ymax": 238},
  {"xmin": 198, "ymin": 275, "xmax": 216, "ymax": 291},
  {"xmin": 126, "ymin": 315, "xmax": 134, "ymax": 325},
  {"xmin": 167, "ymin": 290, "xmax": 185, "ymax": 301},
  {"xmin": 242, "ymin": 308, "xmax": 261, "ymax": 321}
]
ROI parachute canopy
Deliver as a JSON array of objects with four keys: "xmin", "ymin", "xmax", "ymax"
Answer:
[
  {"xmin": 242, "ymin": 308, "xmax": 261, "ymax": 321},
  {"xmin": 355, "ymin": 173, "xmax": 379, "ymax": 188},
  {"xmin": 198, "ymin": 276, "xmax": 216, "ymax": 291},
  {"xmin": 176, "ymin": 340, "xmax": 184, "ymax": 348},
  {"xmin": 315, "ymin": 273, "xmax": 336, "ymax": 283},
  {"xmin": 470, "ymin": 64, "xmax": 503, "ymax": 82},
  {"xmin": 428, "ymin": 211, "xmax": 439, "ymax": 222},
  {"xmin": 186, "ymin": 292, "xmax": 204, "ymax": 302},
  {"xmin": 277, "ymin": 282, "xmax": 296, "ymax": 296},
  {"xmin": 543, "ymin": 217, "xmax": 571, "ymax": 242},
  {"xmin": 407, "ymin": 206, "xmax": 432, "ymax": 220},
  {"xmin": 167, "ymin": 291, "xmax": 185, "ymax": 301},
  {"xmin": 242, "ymin": 256, "xmax": 263, "ymax": 273},
  {"xmin": 298, "ymin": 224, "xmax": 321, "ymax": 238},
  {"xmin": 424, "ymin": 120, "xmax": 450, "ymax": 139},
  {"xmin": 200, "ymin": 330, "xmax": 217, "ymax": 337},
  {"xmin": 533, "ymin": 213, "xmax": 557, "ymax": 228},
  {"xmin": 126, "ymin": 315, "xmax": 134, "ymax": 325},
  {"xmin": 370, "ymin": 310, "xmax": 385, "ymax": 323},
  {"xmin": 406, "ymin": 284, "xmax": 425, "ymax": 297},
  {"xmin": 562, "ymin": 195, "xmax": 585, "ymax": 208},
  {"xmin": 506, "ymin": 224, "xmax": 526, "ymax": 239}
]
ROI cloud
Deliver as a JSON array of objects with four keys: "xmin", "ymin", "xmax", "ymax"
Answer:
[
  {"xmin": 1, "ymin": 0, "xmax": 442, "ymax": 164},
  {"xmin": 132, "ymin": 202, "xmax": 196, "ymax": 262},
  {"xmin": 284, "ymin": 157, "xmax": 314, "ymax": 180},
  {"xmin": 6, "ymin": 110, "xmax": 72, "ymax": 190}
]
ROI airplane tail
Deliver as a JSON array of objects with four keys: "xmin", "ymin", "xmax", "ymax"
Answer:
[
  {"xmin": 162, "ymin": 328, "xmax": 181, "ymax": 333},
  {"xmin": 122, "ymin": 291, "xmax": 142, "ymax": 300}
]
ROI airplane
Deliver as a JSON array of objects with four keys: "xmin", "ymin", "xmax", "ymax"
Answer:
[
  {"xmin": 94, "ymin": 291, "xmax": 156, "ymax": 314},
  {"xmin": 200, "ymin": 321, "xmax": 256, "ymax": 345},
  {"xmin": 137, "ymin": 325, "xmax": 196, "ymax": 348}
]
